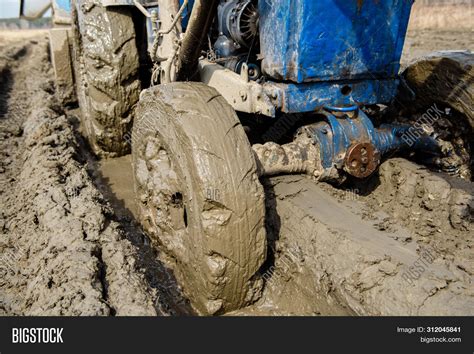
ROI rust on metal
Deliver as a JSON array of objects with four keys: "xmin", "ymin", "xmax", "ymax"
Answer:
[{"xmin": 344, "ymin": 142, "xmax": 380, "ymax": 178}]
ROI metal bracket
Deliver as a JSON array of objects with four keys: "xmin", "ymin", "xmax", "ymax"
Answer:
[
  {"xmin": 300, "ymin": 108, "xmax": 441, "ymax": 180},
  {"xmin": 198, "ymin": 60, "xmax": 275, "ymax": 117}
]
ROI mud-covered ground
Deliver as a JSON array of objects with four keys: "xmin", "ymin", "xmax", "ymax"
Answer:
[
  {"xmin": 0, "ymin": 32, "xmax": 192, "ymax": 315},
  {"xmin": 0, "ymin": 30, "xmax": 473, "ymax": 316}
]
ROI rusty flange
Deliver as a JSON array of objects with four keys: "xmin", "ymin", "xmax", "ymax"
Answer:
[{"xmin": 344, "ymin": 142, "xmax": 381, "ymax": 178}]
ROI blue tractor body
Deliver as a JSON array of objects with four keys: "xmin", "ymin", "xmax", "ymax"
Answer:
[
  {"xmin": 258, "ymin": 0, "xmax": 413, "ymax": 114},
  {"xmin": 259, "ymin": 0, "xmax": 413, "ymax": 84},
  {"xmin": 54, "ymin": 0, "xmax": 72, "ymax": 13},
  {"xmin": 253, "ymin": 0, "xmax": 436, "ymax": 179},
  {"xmin": 181, "ymin": 0, "xmax": 413, "ymax": 114}
]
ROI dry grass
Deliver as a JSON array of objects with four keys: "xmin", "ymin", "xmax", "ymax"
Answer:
[
  {"xmin": 409, "ymin": 4, "xmax": 473, "ymax": 30},
  {"xmin": 0, "ymin": 29, "xmax": 48, "ymax": 44}
]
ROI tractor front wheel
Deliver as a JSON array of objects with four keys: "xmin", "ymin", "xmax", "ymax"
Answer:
[{"xmin": 132, "ymin": 82, "xmax": 267, "ymax": 315}]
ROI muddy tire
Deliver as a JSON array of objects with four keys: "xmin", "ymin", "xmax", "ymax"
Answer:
[
  {"xmin": 397, "ymin": 51, "xmax": 474, "ymax": 179},
  {"xmin": 132, "ymin": 83, "xmax": 267, "ymax": 315},
  {"xmin": 401, "ymin": 51, "xmax": 473, "ymax": 128},
  {"xmin": 71, "ymin": 0, "xmax": 140, "ymax": 157}
]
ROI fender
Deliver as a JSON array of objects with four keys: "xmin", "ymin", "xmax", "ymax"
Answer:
[
  {"xmin": 19, "ymin": 0, "xmax": 70, "ymax": 25},
  {"xmin": 19, "ymin": 0, "xmax": 51, "ymax": 20}
]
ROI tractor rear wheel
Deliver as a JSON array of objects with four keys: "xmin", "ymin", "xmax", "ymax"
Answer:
[
  {"xmin": 71, "ymin": 0, "xmax": 140, "ymax": 156},
  {"xmin": 397, "ymin": 51, "xmax": 473, "ymax": 179},
  {"xmin": 132, "ymin": 83, "xmax": 267, "ymax": 315},
  {"xmin": 401, "ymin": 51, "xmax": 473, "ymax": 129}
]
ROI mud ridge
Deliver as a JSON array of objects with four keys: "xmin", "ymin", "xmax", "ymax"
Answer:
[
  {"xmin": 0, "ymin": 37, "xmax": 157, "ymax": 315},
  {"xmin": 71, "ymin": 121, "xmax": 195, "ymax": 315},
  {"xmin": 241, "ymin": 169, "xmax": 473, "ymax": 316}
]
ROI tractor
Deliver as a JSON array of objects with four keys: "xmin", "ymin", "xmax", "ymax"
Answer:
[{"xmin": 19, "ymin": 0, "xmax": 473, "ymax": 315}]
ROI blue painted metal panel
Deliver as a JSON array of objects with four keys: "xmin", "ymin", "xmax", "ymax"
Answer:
[
  {"xmin": 53, "ymin": 0, "xmax": 71, "ymax": 13},
  {"xmin": 259, "ymin": 0, "xmax": 414, "ymax": 83},
  {"xmin": 264, "ymin": 78, "xmax": 399, "ymax": 113},
  {"xmin": 179, "ymin": 0, "xmax": 194, "ymax": 30}
]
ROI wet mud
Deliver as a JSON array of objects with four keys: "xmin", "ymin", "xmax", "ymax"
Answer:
[
  {"xmin": 0, "ymin": 33, "xmax": 192, "ymax": 316},
  {"xmin": 1, "ymin": 31, "xmax": 472, "ymax": 316}
]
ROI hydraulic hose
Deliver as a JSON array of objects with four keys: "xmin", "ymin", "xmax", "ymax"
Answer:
[{"xmin": 175, "ymin": 0, "xmax": 219, "ymax": 81}]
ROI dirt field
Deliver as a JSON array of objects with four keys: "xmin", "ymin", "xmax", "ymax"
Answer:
[
  {"xmin": 0, "ymin": 24, "xmax": 473, "ymax": 316},
  {"xmin": 402, "ymin": 30, "xmax": 474, "ymax": 67},
  {"xmin": 408, "ymin": 1, "xmax": 472, "ymax": 31}
]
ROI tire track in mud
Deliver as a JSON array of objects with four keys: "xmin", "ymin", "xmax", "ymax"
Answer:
[
  {"xmin": 0, "ymin": 35, "xmax": 192, "ymax": 316},
  {"xmin": 238, "ymin": 166, "xmax": 473, "ymax": 316},
  {"xmin": 70, "ymin": 120, "xmax": 195, "ymax": 316}
]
